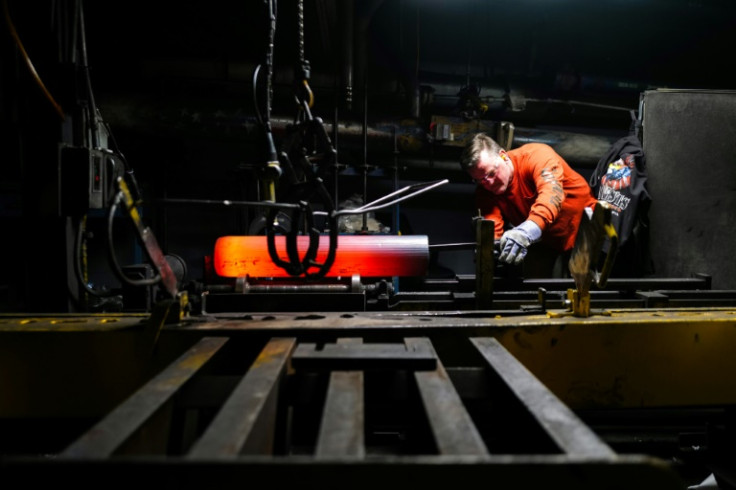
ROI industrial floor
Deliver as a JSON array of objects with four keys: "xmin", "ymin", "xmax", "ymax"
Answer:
[{"xmin": 2, "ymin": 299, "xmax": 735, "ymax": 489}]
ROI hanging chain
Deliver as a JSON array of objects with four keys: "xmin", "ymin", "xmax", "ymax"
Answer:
[
  {"xmin": 295, "ymin": 0, "xmax": 312, "ymax": 111},
  {"xmin": 264, "ymin": 0, "xmax": 337, "ymax": 278},
  {"xmin": 266, "ymin": 0, "xmax": 277, "ymax": 128},
  {"xmin": 297, "ymin": 0, "xmax": 305, "ymax": 68}
]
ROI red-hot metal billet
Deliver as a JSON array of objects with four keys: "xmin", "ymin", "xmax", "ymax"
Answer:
[{"xmin": 214, "ymin": 235, "xmax": 429, "ymax": 278}]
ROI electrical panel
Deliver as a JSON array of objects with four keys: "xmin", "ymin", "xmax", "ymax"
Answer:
[{"xmin": 59, "ymin": 145, "xmax": 124, "ymax": 215}]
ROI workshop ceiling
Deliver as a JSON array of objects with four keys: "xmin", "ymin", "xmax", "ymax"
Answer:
[
  {"xmin": 6, "ymin": 0, "xmax": 733, "ymax": 131},
  {"xmin": 4, "ymin": 0, "xmax": 735, "ymax": 168},
  {"xmin": 75, "ymin": 0, "xmax": 736, "ymax": 92}
]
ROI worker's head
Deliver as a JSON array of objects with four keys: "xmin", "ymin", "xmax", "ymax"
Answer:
[{"xmin": 460, "ymin": 133, "xmax": 513, "ymax": 195}]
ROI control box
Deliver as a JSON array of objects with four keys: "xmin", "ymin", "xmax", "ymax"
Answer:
[{"xmin": 59, "ymin": 145, "xmax": 124, "ymax": 214}]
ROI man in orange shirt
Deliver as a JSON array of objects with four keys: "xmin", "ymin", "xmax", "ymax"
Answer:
[{"xmin": 460, "ymin": 133, "xmax": 598, "ymax": 277}]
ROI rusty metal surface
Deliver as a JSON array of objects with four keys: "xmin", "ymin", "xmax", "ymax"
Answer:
[
  {"xmin": 0, "ymin": 309, "xmax": 736, "ymax": 489},
  {"xmin": 0, "ymin": 330, "xmax": 689, "ymax": 489},
  {"xmin": 471, "ymin": 337, "xmax": 615, "ymax": 458},
  {"xmin": 291, "ymin": 342, "xmax": 437, "ymax": 371},
  {"xmin": 182, "ymin": 307, "xmax": 736, "ymax": 409},
  {"xmin": 315, "ymin": 338, "xmax": 365, "ymax": 458},
  {"xmin": 187, "ymin": 337, "xmax": 295, "ymax": 458},
  {"xmin": 1, "ymin": 307, "xmax": 734, "ymax": 489},
  {"xmin": 188, "ymin": 306, "xmax": 736, "ymax": 330},
  {"xmin": 408, "ymin": 337, "xmax": 489, "ymax": 456}
]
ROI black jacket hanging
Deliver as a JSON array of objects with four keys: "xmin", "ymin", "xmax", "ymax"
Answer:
[{"xmin": 589, "ymin": 116, "xmax": 653, "ymax": 277}]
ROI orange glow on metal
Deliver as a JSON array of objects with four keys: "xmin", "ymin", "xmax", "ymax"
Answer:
[{"xmin": 214, "ymin": 235, "xmax": 429, "ymax": 278}]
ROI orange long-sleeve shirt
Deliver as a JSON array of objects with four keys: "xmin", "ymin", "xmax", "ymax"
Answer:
[{"xmin": 475, "ymin": 143, "xmax": 598, "ymax": 252}]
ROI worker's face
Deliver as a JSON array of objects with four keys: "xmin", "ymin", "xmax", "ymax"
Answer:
[{"xmin": 469, "ymin": 149, "xmax": 512, "ymax": 194}]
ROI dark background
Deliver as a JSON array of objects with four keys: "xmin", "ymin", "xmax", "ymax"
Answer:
[{"xmin": 2, "ymin": 0, "xmax": 735, "ymax": 312}]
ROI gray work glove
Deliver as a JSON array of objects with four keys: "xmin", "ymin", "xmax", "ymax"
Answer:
[{"xmin": 498, "ymin": 220, "xmax": 542, "ymax": 265}]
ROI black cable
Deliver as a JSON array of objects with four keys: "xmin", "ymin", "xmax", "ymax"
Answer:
[
  {"xmin": 106, "ymin": 191, "xmax": 162, "ymax": 288},
  {"xmin": 255, "ymin": 0, "xmax": 339, "ymax": 278},
  {"xmin": 76, "ymin": 1, "xmax": 143, "ymax": 201},
  {"xmin": 102, "ymin": 120, "xmax": 142, "ymax": 201},
  {"xmin": 74, "ymin": 214, "xmax": 114, "ymax": 298},
  {"xmin": 3, "ymin": 0, "xmax": 65, "ymax": 119},
  {"xmin": 77, "ymin": 0, "xmax": 100, "ymax": 148},
  {"xmin": 252, "ymin": 64, "xmax": 264, "ymax": 125}
]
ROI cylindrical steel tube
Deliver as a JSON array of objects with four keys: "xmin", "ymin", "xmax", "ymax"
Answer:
[{"xmin": 214, "ymin": 235, "xmax": 429, "ymax": 278}]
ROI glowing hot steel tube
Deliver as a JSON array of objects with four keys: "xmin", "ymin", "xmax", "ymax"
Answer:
[{"xmin": 214, "ymin": 235, "xmax": 429, "ymax": 278}]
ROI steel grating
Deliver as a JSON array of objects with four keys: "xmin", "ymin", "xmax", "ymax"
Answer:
[{"xmin": 0, "ymin": 317, "xmax": 704, "ymax": 488}]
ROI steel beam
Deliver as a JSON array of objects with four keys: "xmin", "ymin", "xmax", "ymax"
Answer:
[{"xmin": 60, "ymin": 337, "xmax": 228, "ymax": 458}]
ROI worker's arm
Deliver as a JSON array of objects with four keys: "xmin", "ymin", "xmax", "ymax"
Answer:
[{"xmin": 525, "ymin": 154, "xmax": 566, "ymax": 231}]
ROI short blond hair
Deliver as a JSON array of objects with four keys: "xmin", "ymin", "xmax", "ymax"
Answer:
[{"xmin": 459, "ymin": 133, "xmax": 503, "ymax": 171}]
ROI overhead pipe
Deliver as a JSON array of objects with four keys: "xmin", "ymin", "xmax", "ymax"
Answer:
[
  {"xmin": 97, "ymin": 90, "xmax": 617, "ymax": 168},
  {"xmin": 134, "ymin": 54, "xmax": 637, "ymax": 133}
]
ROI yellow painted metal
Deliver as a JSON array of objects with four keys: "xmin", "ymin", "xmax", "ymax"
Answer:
[
  {"xmin": 184, "ymin": 307, "xmax": 736, "ymax": 409},
  {"xmin": 496, "ymin": 308, "xmax": 736, "ymax": 409},
  {"xmin": 0, "ymin": 313, "xmax": 196, "ymax": 418},
  {"xmin": 566, "ymin": 288, "xmax": 591, "ymax": 318},
  {"xmin": 0, "ymin": 313, "xmax": 148, "ymax": 332},
  {"xmin": 1, "ymin": 307, "xmax": 736, "ymax": 416}
]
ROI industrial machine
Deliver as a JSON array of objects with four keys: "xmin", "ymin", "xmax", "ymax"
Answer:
[{"xmin": 2, "ymin": 1, "xmax": 736, "ymax": 489}]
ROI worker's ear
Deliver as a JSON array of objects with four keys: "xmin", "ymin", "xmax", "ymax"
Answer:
[{"xmin": 500, "ymin": 150, "xmax": 509, "ymax": 161}]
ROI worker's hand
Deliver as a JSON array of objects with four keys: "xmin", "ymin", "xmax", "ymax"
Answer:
[{"xmin": 498, "ymin": 220, "xmax": 542, "ymax": 265}]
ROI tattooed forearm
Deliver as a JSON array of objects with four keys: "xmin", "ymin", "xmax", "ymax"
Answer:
[{"xmin": 541, "ymin": 168, "xmax": 564, "ymax": 211}]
